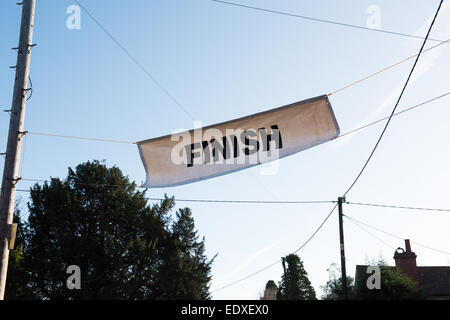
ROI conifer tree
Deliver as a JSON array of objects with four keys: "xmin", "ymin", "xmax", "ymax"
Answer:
[
  {"xmin": 277, "ymin": 254, "xmax": 316, "ymax": 300},
  {"xmin": 5, "ymin": 160, "xmax": 215, "ymax": 300}
]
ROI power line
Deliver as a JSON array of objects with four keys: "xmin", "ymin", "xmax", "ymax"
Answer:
[
  {"xmin": 13, "ymin": 178, "xmax": 450, "ymax": 211},
  {"xmin": 344, "ymin": 215, "xmax": 450, "ymax": 256},
  {"xmin": 7, "ymin": 0, "xmax": 446, "ymax": 298},
  {"xmin": 345, "ymin": 216, "xmax": 396, "ymax": 250},
  {"xmin": 211, "ymin": 203, "xmax": 337, "ymax": 293},
  {"xmin": 327, "ymin": 37, "xmax": 450, "ymax": 96},
  {"xmin": 15, "ymin": 181, "xmax": 335, "ymax": 204},
  {"xmin": 14, "ymin": 178, "xmax": 450, "ymax": 288},
  {"xmin": 216, "ymin": 0, "xmax": 450, "ymax": 98},
  {"xmin": 346, "ymin": 201, "xmax": 450, "ymax": 213},
  {"xmin": 21, "ymin": 4, "xmax": 450, "ymax": 148},
  {"xmin": 27, "ymin": 132, "xmax": 137, "ymax": 145},
  {"xmin": 293, "ymin": 203, "xmax": 337, "ymax": 254},
  {"xmin": 19, "ymin": 134, "xmax": 28, "ymax": 178},
  {"xmin": 337, "ymin": 92, "xmax": 450, "ymax": 139},
  {"xmin": 342, "ymin": 0, "xmax": 444, "ymax": 197},
  {"xmin": 240, "ymin": 43, "xmax": 450, "ymax": 292},
  {"xmin": 21, "ymin": 178, "xmax": 130, "ymax": 189},
  {"xmin": 21, "ymin": 90, "xmax": 450, "ymax": 145},
  {"xmin": 210, "ymin": 0, "xmax": 449, "ymax": 44},
  {"xmin": 31, "ymin": 0, "xmax": 446, "ymax": 148},
  {"xmin": 0, "ymin": 189, "xmax": 30, "ymax": 193},
  {"xmin": 156, "ymin": 198, "xmax": 334, "ymax": 204},
  {"xmin": 14, "ymin": 178, "xmax": 338, "ymax": 293},
  {"xmin": 20, "ymin": 178, "xmax": 45, "ymax": 183},
  {"xmin": 211, "ymin": 259, "xmax": 281, "ymax": 294},
  {"xmin": 13, "ymin": 180, "xmax": 450, "ymax": 256},
  {"xmin": 72, "ymin": 0, "xmax": 285, "ymax": 204},
  {"xmin": 13, "ymin": 179, "xmax": 450, "ymax": 210},
  {"xmin": 19, "ymin": 12, "xmax": 449, "ymax": 148},
  {"xmin": 73, "ymin": 0, "xmax": 195, "ymax": 121},
  {"xmin": 73, "ymin": 0, "xmax": 449, "ymax": 124}
]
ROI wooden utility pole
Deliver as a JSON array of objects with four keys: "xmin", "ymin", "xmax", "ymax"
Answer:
[
  {"xmin": 338, "ymin": 196, "xmax": 348, "ymax": 300},
  {"xmin": 0, "ymin": 0, "xmax": 35, "ymax": 300}
]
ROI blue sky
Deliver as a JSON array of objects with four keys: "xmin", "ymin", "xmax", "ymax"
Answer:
[{"xmin": 1, "ymin": 0, "xmax": 449, "ymax": 299}]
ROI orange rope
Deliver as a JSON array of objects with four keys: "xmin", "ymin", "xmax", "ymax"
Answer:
[
  {"xmin": 327, "ymin": 37, "xmax": 450, "ymax": 96},
  {"xmin": 27, "ymin": 131, "xmax": 137, "ymax": 145}
]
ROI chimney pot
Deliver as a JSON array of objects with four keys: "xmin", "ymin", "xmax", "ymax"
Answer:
[
  {"xmin": 405, "ymin": 239, "xmax": 412, "ymax": 253},
  {"xmin": 393, "ymin": 239, "xmax": 419, "ymax": 285}
]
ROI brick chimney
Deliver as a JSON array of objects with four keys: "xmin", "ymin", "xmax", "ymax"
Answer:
[{"xmin": 394, "ymin": 239, "xmax": 419, "ymax": 283}]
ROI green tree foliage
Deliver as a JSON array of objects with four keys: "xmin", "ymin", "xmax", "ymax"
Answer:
[
  {"xmin": 151, "ymin": 208, "xmax": 215, "ymax": 299},
  {"xmin": 5, "ymin": 160, "xmax": 214, "ymax": 300},
  {"xmin": 277, "ymin": 254, "xmax": 316, "ymax": 300},
  {"xmin": 321, "ymin": 258, "xmax": 425, "ymax": 300},
  {"xmin": 353, "ymin": 258, "xmax": 425, "ymax": 300},
  {"xmin": 320, "ymin": 263, "xmax": 354, "ymax": 300}
]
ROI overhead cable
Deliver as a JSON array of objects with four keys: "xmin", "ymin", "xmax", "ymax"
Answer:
[
  {"xmin": 211, "ymin": 203, "xmax": 337, "ymax": 293},
  {"xmin": 346, "ymin": 216, "xmax": 397, "ymax": 250},
  {"xmin": 342, "ymin": 0, "xmax": 444, "ymax": 197},
  {"xmin": 27, "ymin": 132, "xmax": 137, "ymax": 145},
  {"xmin": 24, "ymin": 91, "xmax": 450, "ymax": 145},
  {"xmin": 210, "ymin": 0, "xmax": 449, "ymax": 44},
  {"xmin": 346, "ymin": 201, "xmax": 450, "ymax": 213},
  {"xmin": 337, "ymin": 92, "xmax": 450, "ymax": 139},
  {"xmin": 344, "ymin": 215, "xmax": 450, "ymax": 256},
  {"xmin": 73, "ymin": 0, "xmax": 195, "ymax": 121}
]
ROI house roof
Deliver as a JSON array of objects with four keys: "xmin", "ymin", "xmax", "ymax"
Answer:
[
  {"xmin": 355, "ymin": 265, "xmax": 450, "ymax": 297},
  {"xmin": 418, "ymin": 267, "xmax": 450, "ymax": 297}
]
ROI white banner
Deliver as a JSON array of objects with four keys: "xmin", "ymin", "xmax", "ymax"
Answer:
[{"xmin": 138, "ymin": 95, "xmax": 340, "ymax": 188}]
